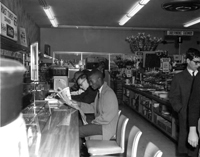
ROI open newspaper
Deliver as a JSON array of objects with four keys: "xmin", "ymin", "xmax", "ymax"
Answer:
[{"xmin": 57, "ymin": 87, "xmax": 88, "ymax": 125}]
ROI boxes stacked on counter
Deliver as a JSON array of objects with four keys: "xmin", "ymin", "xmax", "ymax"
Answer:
[{"xmin": 45, "ymin": 97, "xmax": 61, "ymax": 109}]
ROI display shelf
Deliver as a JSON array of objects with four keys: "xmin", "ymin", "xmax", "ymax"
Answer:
[
  {"xmin": 122, "ymin": 85, "xmax": 177, "ymax": 141},
  {"xmin": 153, "ymin": 107, "xmax": 172, "ymax": 122},
  {"xmin": 131, "ymin": 97, "xmax": 140, "ymax": 111}
]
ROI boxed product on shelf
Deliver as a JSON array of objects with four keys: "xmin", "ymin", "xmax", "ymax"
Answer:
[
  {"xmin": 131, "ymin": 97, "xmax": 139, "ymax": 111},
  {"xmin": 156, "ymin": 115, "xmax": 172, "ymax": 135}
]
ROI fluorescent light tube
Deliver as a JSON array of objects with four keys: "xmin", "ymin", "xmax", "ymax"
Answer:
[
  {"xmin": 139, "ymin": 0, "xmax": 150, "ymax": 5},
  {"xmin": 184, "ymin": 17, "xmax": 200, "ymax": 27},
  {"xmin": 128, "ymin": 0, "xmax": 150, "ymax": 17},
  {"xmin": 119, "ymin": 0, "xmax": 150, "ymax": 26},
  {"xmin": 127, "ymin": 2, "xmax": 144, "ymax": 17},
  {"xmin": 43, "ymin": 6, "xmax": 55, "ymax": 20},
  {"xmin": 43, "ymin": 6, "xmax": 58, "ymax": 27},
  {"xmin": 119, "ymin": 15, "xmax": 131, "ymax": 26},
  {"xmin": 50, "ymin": 19, "xmax": 58, "ymax": 27}
]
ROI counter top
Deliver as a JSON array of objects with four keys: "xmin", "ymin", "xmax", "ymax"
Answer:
[{"xmin": 29, "ymin": 106, "xmax": 79, "ymax": 157}]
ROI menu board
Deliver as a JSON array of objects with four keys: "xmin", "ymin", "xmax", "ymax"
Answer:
[
  {"xmin": 30, "ymin": 42, "xmax": 39, "ymax": 81},
  {"xmin": 0, "ymin": 2, "xmax": 18, "ymax": 41}
]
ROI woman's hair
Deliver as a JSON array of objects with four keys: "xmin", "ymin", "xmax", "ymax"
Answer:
[{"xmin": 78, "ymin": 73, "xmax": 87, "ymax": 80}]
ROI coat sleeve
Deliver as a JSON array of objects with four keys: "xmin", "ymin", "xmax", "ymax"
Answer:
[
  {"xmin": 188, "ymin": 75, "xmax": 200, "ymax": 127},
  {"xmin": 92, "ymin": 90, "xmax": 118, "ymax": 125},
  {"xmin": 71, "ymin": 88, "xmax": 97, "ymax": 104},
  {"xmin": 169, "ymin": 75, "xmax": 182, "ymax": 113}
]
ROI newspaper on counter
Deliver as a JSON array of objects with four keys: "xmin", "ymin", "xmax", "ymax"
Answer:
[{"xmin": 57, "ymin": 87, "xmax": 88, "ymax": 125}]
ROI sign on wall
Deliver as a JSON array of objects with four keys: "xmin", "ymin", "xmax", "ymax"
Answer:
[
  {"xmin": 166, "ymin": 30, "xmax": 193, "ymax": 36},
  {"xmin": 19, "ymin": 27, "xmax": 28, "ymax": 47},
  {"xmin": 0, "ymin": 2, "xmax": 18, "ymax": 41}
]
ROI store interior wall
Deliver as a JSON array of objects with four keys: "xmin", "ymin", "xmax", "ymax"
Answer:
[
  {"xmin": 40, "ymin": 28, "xmax": 200, "ymax": 56},
  {"xmin": 1, "ymin": 0, "xmax": 40, "ymax": 47},
  {"xmin": 2, "ymin": 0, "xmax": 199, "ymax": 56}
]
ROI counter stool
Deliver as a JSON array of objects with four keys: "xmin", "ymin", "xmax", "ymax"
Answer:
[
  {"xmin": 110, "ymin": 110, "xmax": 122, "ymax": 140},
  {"xmin": 86, "ymin": 114, "xmax": 129, "ymax": 156},
  {"xmin": 143, "ymin": 142, "xmax": 163, "ymax": 157},
  {"xmin": 86, "ymin": 110, "xmax": 122, "ymax": 141},
  {"xmin": 90, "ymin": 125, "xmax": 142, "ymax": 157}
]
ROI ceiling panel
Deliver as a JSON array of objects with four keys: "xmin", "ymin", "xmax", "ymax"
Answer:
[{"xmin": 21, "ymin": 0, "xmax": 200, "ymax": 30}]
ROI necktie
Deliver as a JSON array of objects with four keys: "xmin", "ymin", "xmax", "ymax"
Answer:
[
  {"xmin": 190, "ymin": 71, "xmax": 196, "ymax": 94},
  {"xmin": 96, "ymin": 91, "xmax": 100, "ymax": 116},
  {"xmin": 192, "ymin": 71, "xmax": 195, "ymax": 77}
]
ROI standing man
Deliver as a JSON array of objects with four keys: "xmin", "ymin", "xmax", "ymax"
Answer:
[
  {"xmin": 79, "ymin": 69, "xmax": 119, "ymax": 141},
  {"xmin": 188, "ymin": 71, "xmax": 200, "ymax": 149},
  {"xmin": 169, "ymin": 48, "xmax": 200, "ymax": 157}
]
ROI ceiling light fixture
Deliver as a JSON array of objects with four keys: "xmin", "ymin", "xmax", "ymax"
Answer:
[
  {"xmin": 119, "ymin": 15, "xmax": 131, "ymax": 26},
  {"xmin": 119, "ymin": 0, "xmax": 150, "ymax": 26},
  {"xmin": 43, "ymin": 6, "xmax": 58, "ymax": 27},
  {"xmin": 162, "ymin": 0, "xmax": 200, "ymax": 12},
  {"xmin": 184, "ymin": 17, "xmax": 200, "ymax": 27}
]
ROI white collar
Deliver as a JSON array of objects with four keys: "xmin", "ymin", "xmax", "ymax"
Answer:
[
  {"xmin": 98, "ymin": 85, "xmax": 103, "ymax": 94},
  {"xmin": 187, "ymin": 68, "xmax": 198, "ymax": 76}
]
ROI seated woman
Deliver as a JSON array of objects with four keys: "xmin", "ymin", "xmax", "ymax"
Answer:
[
  {"xmin": 71, "ymin": 70, "xmax": 98, "ymax": 104},
  {"xmin": 70, "ymin": 71, "xmax": 85, "ymax": 95}
]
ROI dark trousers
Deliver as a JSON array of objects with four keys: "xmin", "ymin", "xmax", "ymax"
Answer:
[
  {"xmin": 178, "ymin": 114, "xmax": 199, "ymax": 157},
  {"xmin": 79, "ymin": 113, "xmax": 102, "ymax": 137},
  {"xmin": 79, "ymin": 113, "xmax": 102, "ymax": 148}
]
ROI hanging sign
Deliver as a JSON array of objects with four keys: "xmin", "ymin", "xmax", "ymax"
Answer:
[
  {"xmin": 166, "ymin": 30, "xmax": 193, "ymax": 36},
  {"xmin": 0, "ymin": 2, "xmax": 18, "ymax": 41}
]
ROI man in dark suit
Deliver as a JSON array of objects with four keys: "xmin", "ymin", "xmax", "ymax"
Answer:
[
  {"xmin": 169, "ymin": 48, "xmax": 200, "ymax": 157},
  {"xmin": 188, "ymin": 70, "xmax": 200, "ymax": 148}
]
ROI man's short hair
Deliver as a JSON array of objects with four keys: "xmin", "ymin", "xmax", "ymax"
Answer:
[
  {"xmin": 89, "ymin": 69, "xmax": 103, "ymax": 80},
  {"xmin": 186, "ymin": 48, "xmax": 200, "ymax": 60}
]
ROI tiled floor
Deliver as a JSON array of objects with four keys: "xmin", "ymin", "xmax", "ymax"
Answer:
[{"xmin": 120, "ymin": 103, "xmax": 177, "ymax": 157}]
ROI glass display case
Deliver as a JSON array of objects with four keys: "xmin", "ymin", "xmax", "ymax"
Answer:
[
  {"xmin": 22, "ymin": 100, "xmax": 51, "ymax": 155},
  {"xmin": 52, "ymin": 51, "xmax": 133, "ymax": 86}
]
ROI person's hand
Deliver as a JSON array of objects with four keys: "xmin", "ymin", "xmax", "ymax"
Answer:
[
  {"xmin": 188, "ymin": 127, "xmax": 199, "ymax": 147},
  {"xmin": 71, "ymin": 100, "xmax": 81, "ymax": 108}
]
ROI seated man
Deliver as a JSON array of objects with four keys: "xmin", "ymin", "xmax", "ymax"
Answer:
[{"xmin": 79, "ymin": 69, "xmax": 119, "ymax": 142}]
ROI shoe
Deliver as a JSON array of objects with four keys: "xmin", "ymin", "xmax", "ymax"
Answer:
[
  {"xmin": 80, "ymin": 144, "xmax": 89, "ymax": 157},
  {"xmin": 176, "ymin": 153, "xmax": 188, "ymax": 157}
]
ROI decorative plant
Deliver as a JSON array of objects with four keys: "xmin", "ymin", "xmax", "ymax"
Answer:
[{"xmin": 125, "ymin": 33, "xmax": 163, "ymax": 53}]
